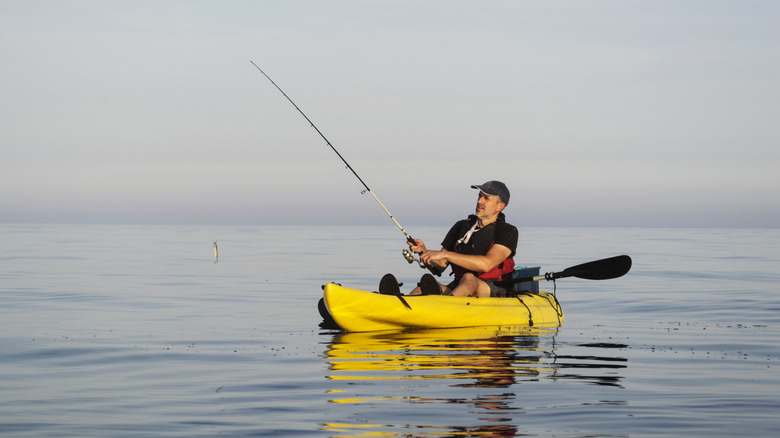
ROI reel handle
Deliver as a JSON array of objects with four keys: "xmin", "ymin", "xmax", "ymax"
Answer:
[{"xmin": 402, "ymin": 249, "xmax": 442, "ymax": 276}]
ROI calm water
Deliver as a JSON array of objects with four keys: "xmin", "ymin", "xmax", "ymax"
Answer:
[{"xmin": 1, "ymin": 224, "xmax": 778, "ymax": 437}]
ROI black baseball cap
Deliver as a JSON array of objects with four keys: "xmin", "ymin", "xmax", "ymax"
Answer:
[{"xmin": 471, "ymin": 181, "xmax": 510, "ymax": 205}]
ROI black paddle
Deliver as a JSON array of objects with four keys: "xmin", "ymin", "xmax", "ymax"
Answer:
[{"xmin": 496, "ymin": 255, "xmax": 632, "ymax": 287}]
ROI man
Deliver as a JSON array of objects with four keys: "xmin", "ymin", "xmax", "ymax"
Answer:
[{"xmin": 406, "ymin": 180, "xmax": 518, "ymax": 298}]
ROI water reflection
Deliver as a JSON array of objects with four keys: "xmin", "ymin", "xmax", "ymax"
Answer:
[
  {"xmin": 326, "ymin": 326, "xmax": 549, "ymax": 386},
  {"xmin": 322, "ymin": 326, "xmax": 627, "ymax": 436}
]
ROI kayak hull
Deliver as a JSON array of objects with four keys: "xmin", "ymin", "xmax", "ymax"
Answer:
[{"xmin": 322, "ymin": 283, "xmax": 563, "ymax": 332}]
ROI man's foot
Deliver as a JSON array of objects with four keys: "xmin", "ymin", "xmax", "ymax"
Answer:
[
  {"xmin": 379, "ymin": 273, "xmax": 402, "ymax": 295},
  {"xmin": 418, "ymin": 273, "xmax": 441, "ymax": 295}
]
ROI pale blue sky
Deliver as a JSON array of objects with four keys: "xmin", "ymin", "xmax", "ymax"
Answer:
[{"xmin": 2, "ymin": 0, "xmax": 778, "ymax": 227}]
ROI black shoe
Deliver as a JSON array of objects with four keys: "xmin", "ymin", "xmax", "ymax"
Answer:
[
  {"xmin": 379, "ymin": 273, "xmax": 402, "ymax": 295},
  {"xmin": 418, "ymin": 273, "xmax": 441, "ymax": 295}
]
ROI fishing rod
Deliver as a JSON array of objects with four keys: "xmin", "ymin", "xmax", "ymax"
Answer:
[{"xmin": 250, "ymin": 61, "xmax": 427, "ymax": 268}]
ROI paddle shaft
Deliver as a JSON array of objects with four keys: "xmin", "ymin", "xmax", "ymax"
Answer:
[{"xmin": 250, "ymin": 61, "xmax": 416, "ymax": 245}]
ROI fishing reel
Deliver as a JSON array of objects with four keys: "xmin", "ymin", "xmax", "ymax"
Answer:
[{"xmin": 403, "ymin": 249, "xmax": 426, "ymax": 268}]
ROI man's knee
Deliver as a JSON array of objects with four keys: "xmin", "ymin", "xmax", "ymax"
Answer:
[
  {"xmin": 460, "ymin": 273, "xmax": 478, "ymax": 282},
  {"xmin": 455, "ymin": 273, "xmax": 492, "ymax": 297}
]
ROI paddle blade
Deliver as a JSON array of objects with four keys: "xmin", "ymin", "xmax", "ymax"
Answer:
[{"xmin": 558, "ymin": 255, "xmax": 632, "ymax": 280}]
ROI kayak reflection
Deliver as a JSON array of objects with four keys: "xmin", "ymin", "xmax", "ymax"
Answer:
[
  {"xmin": 325, "ymin": 326, "xmax": 554, "ymax": 388},
  {"xmin": 322, "ymin": 326, "xmax": 627, "ymax": 436}
]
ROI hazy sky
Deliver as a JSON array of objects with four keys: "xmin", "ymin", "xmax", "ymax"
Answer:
[{"xmin": 2, "ymin": 1, "xmax": 778, "ymax": 228}]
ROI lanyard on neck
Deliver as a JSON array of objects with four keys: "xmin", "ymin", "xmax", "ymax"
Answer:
[{"xmin": 457, "ymin": 221, "xmax": 480, "ymax": 245}]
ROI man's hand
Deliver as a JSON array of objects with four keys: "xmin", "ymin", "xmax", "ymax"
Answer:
[
  {"xmin": 408, "ymin": 238, "xmax": 428, "ymax": 254},
  {"xmin": 420, "ymin": 249, "xmax": 450, "ymax": 271}
]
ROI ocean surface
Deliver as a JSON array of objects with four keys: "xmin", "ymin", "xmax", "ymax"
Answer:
[{"xmin": 1, "ymin": 224, "xmax": 778, "ymax": 437}]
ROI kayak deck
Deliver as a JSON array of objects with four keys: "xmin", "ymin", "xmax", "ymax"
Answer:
[{"xmin": 322, "ymin": 283, "xmax": 563, "ymax": 332}]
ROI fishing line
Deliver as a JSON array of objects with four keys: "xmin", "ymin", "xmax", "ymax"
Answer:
[{"xmin": 250, "ymin": 61, "xmax": 418, "ymax": 247}]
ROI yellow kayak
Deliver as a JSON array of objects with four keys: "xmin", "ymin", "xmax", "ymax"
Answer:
[{"xmin": 321, "ymin": 283, "xmax": 563, "ymax": 332}]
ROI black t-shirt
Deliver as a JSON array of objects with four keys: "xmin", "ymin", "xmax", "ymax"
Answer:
[{"xmin": 441, "ymin": 213, "xmax": 518, "ymax": 259}]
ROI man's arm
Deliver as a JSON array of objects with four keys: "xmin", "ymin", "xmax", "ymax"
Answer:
[{"xmin": 421, "ymin": 244, "xmax": 512, "ymax": 274}]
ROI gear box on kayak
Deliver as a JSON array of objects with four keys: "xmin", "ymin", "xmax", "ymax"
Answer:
[{"xmin": 512, "ymin": 266, "xmax": 540, "ymax": 294}]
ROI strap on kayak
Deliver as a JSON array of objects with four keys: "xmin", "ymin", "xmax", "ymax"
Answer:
[
  {"xmin": 396, "ymin": 294, "xmax": 412, "ymax": 310},
  {"xmin": 515, "ymin": 297, "xmax": 533, "ymax": 327}
]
